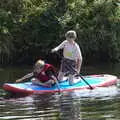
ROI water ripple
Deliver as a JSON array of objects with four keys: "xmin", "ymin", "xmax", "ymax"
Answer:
[{"xmin": 0, "ymin": 84, "xmax": 120, "ymax": 120}]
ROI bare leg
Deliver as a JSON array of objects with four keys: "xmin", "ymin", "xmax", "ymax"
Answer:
[
  {"xmin": 31, "ymin": 78, "xmax": 52, "ymax": 87},
  {"xmin": 69, "ymin": 74, "xmax": 74, "ymax": 85},
  {"xmin": 58, "ymin": 72, "xmax": 64, "ymax": 81}
]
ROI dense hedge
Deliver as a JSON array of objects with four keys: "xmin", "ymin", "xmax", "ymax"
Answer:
[{"xmin": 0, "ymin": 0, "xmax": 120, "ymax": 65}]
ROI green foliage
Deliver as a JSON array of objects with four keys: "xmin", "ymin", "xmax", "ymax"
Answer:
[
  {"xmin": 0, "ymin": 0, "xmax": 120, "ymax": 65},
  {"xmin": 59, "ymin": 0, "xmax": 120, "ymax": 63},
  {"xmin": 0, "ymin": 9, "xmax": 14, "ymax": 65}
]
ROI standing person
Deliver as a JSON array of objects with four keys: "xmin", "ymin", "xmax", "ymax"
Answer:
[
  {"xmin": 16, "ymin": 59, "xmax": 60, "ymax": 89},
  {"xmin": 51, "ymin": 30, "xmax": 82, "ymax": 85}
]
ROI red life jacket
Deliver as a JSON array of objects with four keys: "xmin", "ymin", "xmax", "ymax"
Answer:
[{"xmin": 36, "ymin": 64, "xmax": 56, "ymax": 82}]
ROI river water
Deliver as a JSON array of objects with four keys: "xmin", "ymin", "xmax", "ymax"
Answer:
[{"xmin": 0, "ymin": 63, "xmax": 120, "ymax": 120}]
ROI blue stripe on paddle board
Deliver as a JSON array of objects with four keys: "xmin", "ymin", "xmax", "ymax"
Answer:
[{"xmin": 9, "ymin": 77, "xmax": 104, "ymax": 91}]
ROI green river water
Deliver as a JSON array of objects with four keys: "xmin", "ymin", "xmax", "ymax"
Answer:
[{"xmin": 0, "ymin": 63, "xmax": 120, "ymax": 120}]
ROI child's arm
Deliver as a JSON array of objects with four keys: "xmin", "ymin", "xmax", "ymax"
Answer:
[
  {"xmin": 46, "ymin": 70, "xmax": 61, "ymax": 91},
  {"xmin": 51, "ymin": 40, "xmax": 66, "ymax": 52},
  {"xmin": 50, "ymin": 75, "xmax": 61, "ymax": 91},
  {"xmin": 16, "ymin": 72, "xmax": 34, "ymax": 83}
]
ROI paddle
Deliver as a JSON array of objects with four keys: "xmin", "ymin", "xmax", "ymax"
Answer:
[
  {"xmin": 78, "ymin": 74, "xmax": 93, "ymax": 90},
  {"xmin": 55, "ymin": 78, "xmax": 61, "ymax": 93},
  {"xmin": 45, "ymin": 51, "xmax": 62, "ymax": 93},
  {"xmin": 49, "ymin": 51, "xmax": 93, "ymax": 90},
  {"xmin": 51, "ymin": 71, "xmax": 61, "ymax": 93}
]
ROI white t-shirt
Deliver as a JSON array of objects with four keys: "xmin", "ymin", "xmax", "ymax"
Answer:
[{"xmin": 54, "ymin": 40, "xmax": 82, "ymax": 61}]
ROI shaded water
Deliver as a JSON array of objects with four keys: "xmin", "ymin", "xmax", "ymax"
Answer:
[{"xmin": 0, "ymin": 63, "xmax": 120, "ymax": 120}]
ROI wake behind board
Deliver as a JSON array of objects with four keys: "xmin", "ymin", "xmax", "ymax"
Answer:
[{"xmin": 2, "ymin": 74, "xmax": 117, "ymax": 95}]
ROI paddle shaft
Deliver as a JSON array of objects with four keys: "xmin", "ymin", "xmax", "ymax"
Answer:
[
  {"xmin": 79, "ymin": 74, "xmax": 93, "ymax": 90},
  {"xmin": 52, "ymin": 72, "xmax": 61, "ymax": 93}
]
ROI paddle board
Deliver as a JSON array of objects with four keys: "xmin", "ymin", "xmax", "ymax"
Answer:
[{"xmin": 2, "ymin": 74, "xmax": 117, "ymax": 95}]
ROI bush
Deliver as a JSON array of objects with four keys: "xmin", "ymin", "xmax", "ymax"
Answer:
[
  {"xmin": 0, "ymin": 0, "xmax": 120, "ymax": 65},
  {"xmin": 58, "ymin": 0, "xmax": 120, "ymax": 63}
]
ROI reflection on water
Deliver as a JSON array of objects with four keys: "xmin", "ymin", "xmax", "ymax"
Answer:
[
  {"xmin": 0, "ymin": 85, "xmax": 120, "ymax": 120},
  {"xmin": 0, "ymin": 63, "xmax": 120, "ymax": 120}
]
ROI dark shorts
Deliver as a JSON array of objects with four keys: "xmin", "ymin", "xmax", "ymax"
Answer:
[{"xmin": 60, "ymin": 58, "xmax": 77, "ymax": 75}]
